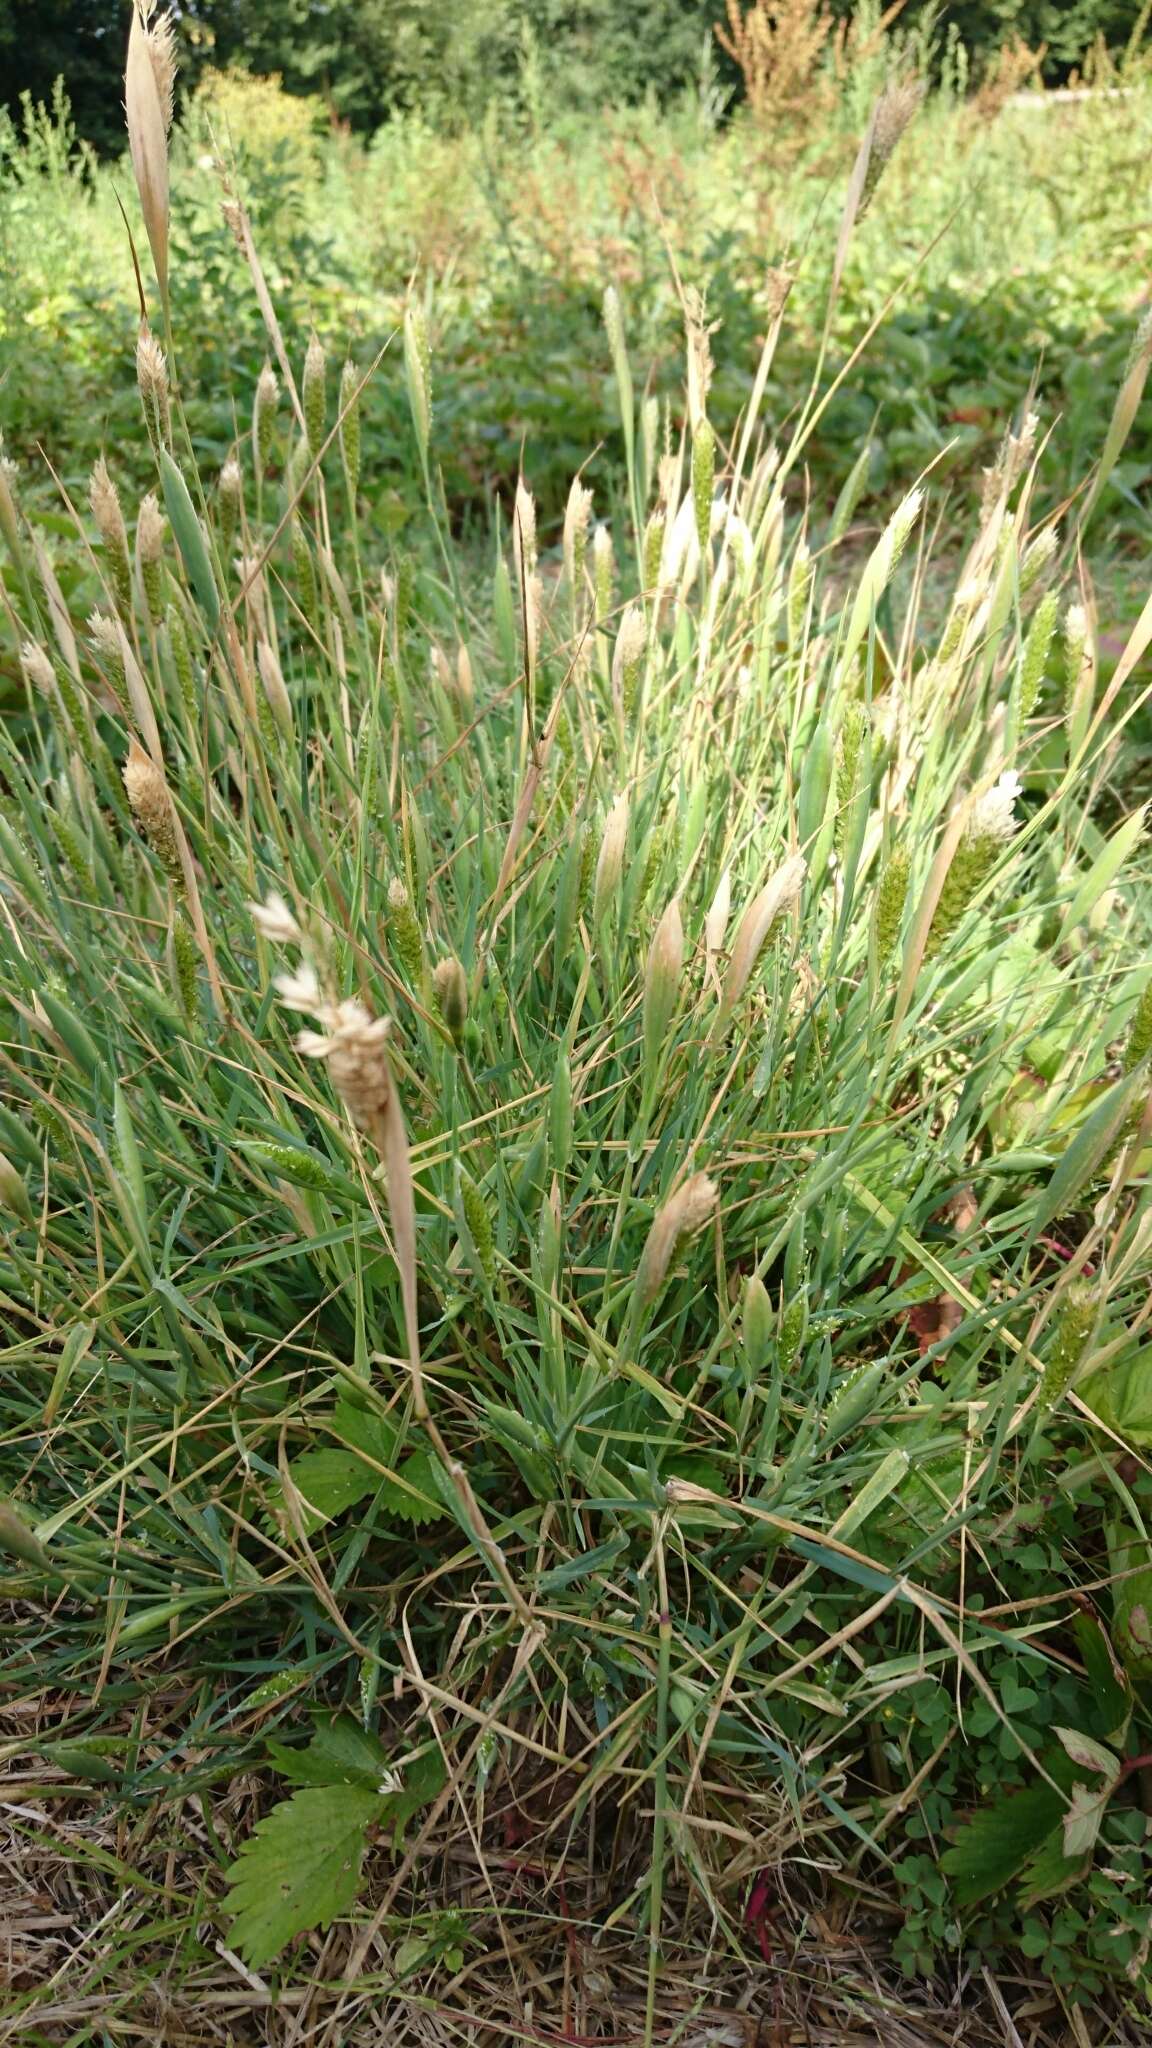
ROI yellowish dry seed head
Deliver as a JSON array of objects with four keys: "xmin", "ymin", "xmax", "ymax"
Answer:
[
  {"xmin": 297, "ymin": 998, "xmax": 393, "ymax": 1132},
  {"xmin": 455, "ymin": 642, "xmax": 474, "ymax": 716},
  {"xmin": 684, "ymin": 285, "xmax": 714, "ymax": 434},
  {"xmin": 513, "ymin": 477, "xmax": 537, "ymax": 590},
  {"xmin": 432, "ymin": 956, "xmax": 468, "ymax": 1045},
  {"xmin": 221, "ymin": 197, "xmax": 245, "ymax": 249},
  {"xmin": 704, "ymin": 867, "xmax": 732, "ymax": 965},
  {"xmin": 89, "ymin": 458, "xmax": 132, "ymax": 609},
  {"xmin": 137, "ymin": 490, "xmax": 165, "ymax": 564},
  {"xmin": 636, "ymin": 1173, "xmax": 718, "ymax": 1310},
  {"xmin": 20, "ymin": 642, "xmax": 56, "ymax": 696},
  {"xmin": 303, "ymin": 333, "xmax": 327, "ymax": 456},
  {"xmin": 563, "ymin": 478, "xmax": 593, "ymax": 591},
  {"xmin": 254, "ymin": 364, "xmax": 278, "ymax": 476},
  {"xmin": 643, "ymin": 896, "xmax": 685, "ymax": 1067},
  {"xmin": 249, "ymin": 892, "xmax": 303, "ymax": 944},
  {"xmin": 593, "ymin": 793, "xmax": 630, "ymax": 927},
  {"xmin": 136, "ymin": 330, "xmax": 171, "ymax": 448},
  {"xmin": 126, "ymin": 0, "xmax": 176, "ymax": 303},
  {"xmin": 87, "ymin": 609, "xmax": 125, "ymax": 698},
  {"xmin": 719, "ymin": 854, "xmax": 806, "ymax": 1025},
  {"xmin": 123, "ymin": 737, "xmax": 180, "ymax": 876}
]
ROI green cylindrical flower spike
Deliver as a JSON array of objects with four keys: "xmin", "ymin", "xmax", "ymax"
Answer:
[
  {"xmin": 927, "ymin": 773, "xmax": 1021, "ymax": 958},
  {"xmin": 875, "ymin": 846, "xmax": 909, "ymax": 966},
  {"xmin": 1039, "ymin": 1286, "xmax": 1097, "ymax": 1408},
  {"xmin": 691, "ymin": 418, "xmax": 715, "ymax": 560},
  {"xmin": 1017, "ymin": 589, "xmax": 1058, "ymax": 723},
  {"xmin": 339, "ymin": 360, "xmax": 361, "ymax": 499},
  {"xmin": 1123, "ymin": 979, "xmax": 1152, "ymax": 1072},
  {"xmin": 433, "ymin": 956, "xmax": 468, "ymax": 1046},
  {"xmin": 460, "ymin": 1171, "xmax": 496, "ymax": 1285},
  {"xmin": 303, "ymin": 333, "xmax": 326, "ymax": 457},
  {"xmin": 292, "ymin": 521, "xmax": 317, "ymax": 628},
  {"xmin": 834, "ymin": 703, "xmax": 867, "ymax": 856},
  {"xmin": 254, "ymin": 363, "xmax": 279, "ymax": 481},
  {"xmin": 387, "ymin": 877, "xmax": 424, "ymax": 983},
  {"xmin": 167, "ymin": 908, "xmax": 199, "ymax": 1019},
  {"xmin": 218, "ymin": 458, "xmax": 242, "ymax": 558}
]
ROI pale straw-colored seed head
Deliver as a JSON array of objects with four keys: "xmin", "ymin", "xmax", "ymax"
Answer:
[
  {"xmin": 636, "ymin": 1172, "xmax": 718, "ymax": 1310},
  {"xmin": 123, "ymin": 737, "xmax": 178, "ymax": 870},
  {"xmin": 221, "ymin": 198, "xmax": 245, "ymax": 249},
  {"xmin": 704, "ymin": 867, "xmax": 732, "ymax": 966},
  {"xmin": 455, "ymin": 642, "xmax": 474, "ymax": 714},
  {"xmin": 219, "ymin": 457, "xmax": 242, "ymax": 507},
  {"xmin": 137, "ymin": 491, "xmax": 166, "ymax": 563},
  {"xmin": 125, "ymin": 0, "xmax": 176, "ymax": 303},
  {"xmin": 303, "ymin": 332, "xmax": 327, "ymax": 454},
  {"xmin": 257, "ymin": 638, "xmax": 293, "ymax": 737},
  {"xmin": 719, "ymin": 853, "xmax": 806, "ymax": 1026},
  {"xmin": 297, "ymin": 1000, "xmax": 392, "ymax": 1131},
  {"xmin": 20, "ymin": 642, "xmax": 56, "ymax": 696},
  {"xmin": 89, "ymin": 458, "xmax": 127, "ymax": 553},
  {"xmin": 136, "ymin": 329, "xmax": 171, "ymax": 444},
  {"xmin": 249, "ymin": 891, "xmax": 304, "ymax": 945},
  {"xmin": 513, "ymin": 477, "xmax": 537, "ymax": 589},
  {"xmin": 563, "ymin": 477, "xmax": 593, "ymax": 589},
  {"xmin": 88, "ymin": 609, "xmax": 123, "ymax": 661},
  {"xmin": 593, "ymin": 793, "xmax": 630, "ymax": 926},
  {"xmin": 684, "ymin": 284, "xmax": 714, "ymax": 434},
  {"xmin": 968, "ymin": 770, "xmax": 1022, "ymax": 846}
]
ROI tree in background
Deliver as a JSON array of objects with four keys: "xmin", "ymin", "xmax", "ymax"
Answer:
[{"xmin": 0, "ymin": 0, "xmax": 1147, "ymax": 154}]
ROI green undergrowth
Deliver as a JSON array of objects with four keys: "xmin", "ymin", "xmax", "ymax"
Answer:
[{"xmin": 3, "ymin": 34, "xmax": 1152, "ymax": 2037}]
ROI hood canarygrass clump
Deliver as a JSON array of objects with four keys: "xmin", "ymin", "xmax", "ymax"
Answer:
[{"xmin": 3, "ymin": 73, "xmax": 1152, "ymax": 2022}]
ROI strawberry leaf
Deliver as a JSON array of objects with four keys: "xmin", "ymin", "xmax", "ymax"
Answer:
[{"xmin": 224, "ymin": 1783, "xmax": 384, "ymax": 1967}]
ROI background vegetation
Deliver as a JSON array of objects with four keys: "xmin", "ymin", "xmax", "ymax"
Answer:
[{"xmin": 3, "ymin": 5, "xmax": 1152, "ymax": 2044}]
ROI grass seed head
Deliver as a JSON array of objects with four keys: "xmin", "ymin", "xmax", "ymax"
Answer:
[
  {"xmin": 20, "ymin": 642, "xmax": 56, "ymax": 697},
  {"xmin": 136, "ymin": 329, "xmax": 171, "ymax": 448},
  {"xmin": 636, "ymin": 1172, "xmax": 718, "ymax": 1311},
  {"xmin": 432, "ymin": 956, "xmax": 468, "ymax": 1044},
  {"xmin": 297, "ymin": 1000, "xmax": 392, "ymax": 1132},
  {"xmin": 254, "ymin": 364, "xmax": 279, "ymax": 475},
  {"xmin": 125, "ymin": 0, "xmax": 176, "ymax": 303},
  {"xmin": 339, "ymin": 360, "xmax": 361, "ymax": 495},
  {"xmin": 303, "ymin": 332, "xmax": 327, "ymax": 456},
  {"xmin": 563, "ymin": 477, "xmax": 593, "ymax": 590},
  {"xmin": 123, "ymin": 737, "xmax": 179, "ymax": 874}
]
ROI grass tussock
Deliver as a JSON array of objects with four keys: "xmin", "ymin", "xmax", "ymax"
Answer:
[{"xmin": 3, "ymin": 17, "xmax": 1152, "ymax": 2044}]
